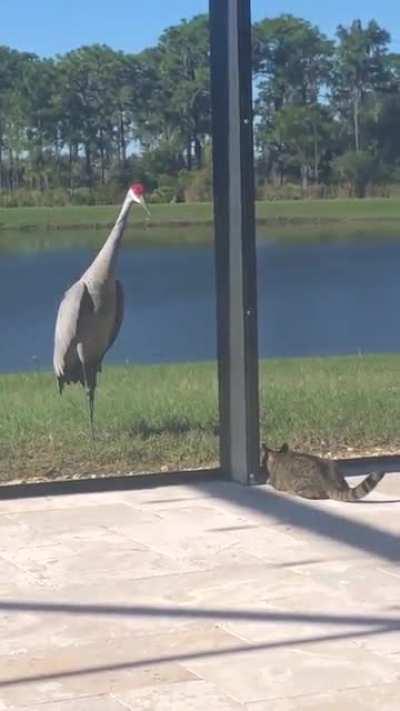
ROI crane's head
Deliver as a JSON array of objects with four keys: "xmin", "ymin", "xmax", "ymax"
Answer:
[{"xmin": 129, "ymin": 182, "xmax": 151, "ymax": 217}]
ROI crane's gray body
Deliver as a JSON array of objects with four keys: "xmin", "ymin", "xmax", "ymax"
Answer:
[
  {"xmin": 53, "ymin": 189, "xmax": 141, "ymax": 429},
  {"xmin": 53, "ymin": 276, "xmax": 123, "ymax": 392}
]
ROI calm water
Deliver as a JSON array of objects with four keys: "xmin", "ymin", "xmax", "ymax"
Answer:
[{"xmin": 1, "ymin": 234, "xmax": 400, "ymax": 373}]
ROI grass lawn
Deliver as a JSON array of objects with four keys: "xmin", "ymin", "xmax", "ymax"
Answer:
[
  {"xmin": 1, "ymin": 354, "xmax": 400, "ymax": 485},
  {"xmin": 1, "ymin": 197, "xmax": 400, "ymax": 232}
]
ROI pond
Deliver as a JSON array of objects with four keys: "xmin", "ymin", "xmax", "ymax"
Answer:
[{"xmin": 1, "ymin": 230, "xmax": 400, "ymax": 373}]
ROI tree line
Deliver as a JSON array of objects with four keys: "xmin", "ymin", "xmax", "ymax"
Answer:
[{"xmin": 0, "ymin": 13, "xmax": 399, "ymax": 205}]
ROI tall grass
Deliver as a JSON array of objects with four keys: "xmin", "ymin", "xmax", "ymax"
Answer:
[{"xmin": 1, "ymin": 354, "xmax": 400, "ymax": 484}]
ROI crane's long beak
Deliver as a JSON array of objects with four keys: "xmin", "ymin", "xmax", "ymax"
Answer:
[{"xmin": 138, "ymin": 195, "xmax": 151, "ymax": 218}]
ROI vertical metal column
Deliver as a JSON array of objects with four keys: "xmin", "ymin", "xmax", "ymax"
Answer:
[{"xmin": 209, "ymin": 0, "xmax": 260, "ymax": 484}]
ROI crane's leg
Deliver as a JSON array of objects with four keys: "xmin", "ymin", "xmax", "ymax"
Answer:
[
  {"xmin": 81, "ymin": 361, "xmax": 96, "ymax": 440},
  {"xmin": 87, "ymin": 387, "xmax": 96, "ymax": 441}
]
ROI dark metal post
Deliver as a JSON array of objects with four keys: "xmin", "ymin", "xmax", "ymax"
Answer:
[{"xmin": 209, "ymin": 0, "xmax": 260, "ymax": 484}]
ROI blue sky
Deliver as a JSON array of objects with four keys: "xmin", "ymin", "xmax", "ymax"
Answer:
[{"xmin": 1, "ymin": 0, "xmax": 399, "ymax": 56}]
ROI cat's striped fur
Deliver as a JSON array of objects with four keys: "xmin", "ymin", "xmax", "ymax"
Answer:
[{"xmin": 261, "ymin": 443, "xmax": 385, "ymax": 502}]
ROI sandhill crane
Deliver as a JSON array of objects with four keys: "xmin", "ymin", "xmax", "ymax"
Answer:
[{"xmin": 53, "ymin": 182, "xmax": 150, "ymax": 436}]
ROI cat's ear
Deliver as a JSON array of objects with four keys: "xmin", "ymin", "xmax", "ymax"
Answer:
[
  {"xmin": 261, "ymin": 444, "xmax": 271, "ymax": 481},
  {"xmin": 280, "ymin": 443, "xmax": 289, "ymax": 453},
  {"xmin": 261, "ymin": 444, "xmax": 270, "ymax": 460}
]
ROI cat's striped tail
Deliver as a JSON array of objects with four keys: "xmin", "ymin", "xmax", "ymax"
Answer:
[{"xmin": 334, "ymin": 471, "xmax": 385, "ymax": 502}]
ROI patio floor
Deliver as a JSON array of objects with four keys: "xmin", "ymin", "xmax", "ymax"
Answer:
[{"xmin": 1, "ymin": 470, "xmax": 400, "ymax": 710}]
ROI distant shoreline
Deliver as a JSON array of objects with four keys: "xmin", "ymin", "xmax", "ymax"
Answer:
[
  {"xmin": 1, "ymin": 197, "xmax": 400, "ymax": 234},
  {"xmin": 2, "ymin": 215, "xmax": 400, "ymax": 233}
]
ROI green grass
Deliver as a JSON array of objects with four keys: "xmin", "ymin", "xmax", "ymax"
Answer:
[
  {"xmin": 1, "ymin": 354, "xmax": 400, "ymax": 484},
  {"xmin": 0, "ymin": 202, "xmax": 213, "ymax": 230},
  {"xmin": 1, "ymin": 197, "xmax": 400, "ymax": 233},
  {"xmin": 259, "ymin": 197, "xmax": 400, "ymax": 222},
  {"xmin": 1, "ymin": 198, "xmax": 400, "ymax": 254}
]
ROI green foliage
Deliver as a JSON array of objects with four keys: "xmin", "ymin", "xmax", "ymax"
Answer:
[
  {"xmin": 181, "ymin": 146, "xmax": 212, "ymax": 201},
  {"xmin": 130, "ymin": 15, "xmax": 210, "ymax": 174},
  {"xmin": 254, "ymin": 15, "xmax": 334, "ymax": 106},
  {"xmin": 0, "ymin": 188, "xmax": 70, "ymax": 208},
  {"xmin": 0, "ymin": 14, "xmax": 399, "ymax": 203},
  {"xmin": 183, "ymin": 166, "xmax": 212, "ymax": 202},
  {"xmin": 255, "ymin": 15, "xmax": 395, "ymax": 193},
  {"xmin": 254, "ymin": 15, "xmax": 335, "ymax": 188},
  {"xmin": 332, "ymin": 20, "xmax": 391, "ymax": 152},
  {"xmin": 148, "ymin": 174, "xmax": 183, "ymax": 203},
  {"xmin": 155, "ymin": 15, "xmax": 210, "ymax": 170},
  {"xmin": 334, "ymin": 150, "xmax": 385, "ymax": 197}
]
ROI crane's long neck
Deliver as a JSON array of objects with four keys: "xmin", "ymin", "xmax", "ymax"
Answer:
[{"xmin": 83, "ymin": 192, "xmax": 132, "ymax": 283}]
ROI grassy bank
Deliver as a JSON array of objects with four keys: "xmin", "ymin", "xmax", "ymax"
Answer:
[
  {"xmin": 1, "ymin": 197, "xmax": 400, "ymax": 232},
  {"xmin": 4, "ymin": 222, "xmax": 400, "ymax": 256},
  {"xmin": 1, "ymin": 197, "xmax": 400, "ymax": 253},
  {"xmin": 1, "ymin": 354, "xmax": 400, "ymax": 485}
]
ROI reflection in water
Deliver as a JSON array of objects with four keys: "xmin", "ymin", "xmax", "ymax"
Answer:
[{"xmin": 1, "ymin": 236, "xmax": 400, "ymax": 373}]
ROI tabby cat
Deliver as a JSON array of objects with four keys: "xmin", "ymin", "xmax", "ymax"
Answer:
[{"xmin": 261, "ymin": 443, "xmax": 385, "ymax": 501}]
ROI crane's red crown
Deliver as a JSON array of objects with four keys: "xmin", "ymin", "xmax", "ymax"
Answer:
[{"xmin": 130, "ymin": 182, "xmax": 145, "ymax": 197}]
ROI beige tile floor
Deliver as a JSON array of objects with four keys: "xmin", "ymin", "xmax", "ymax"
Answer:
[{"xmin": 0, "ymin": 472, "xmax": 399, "ymax": 710}]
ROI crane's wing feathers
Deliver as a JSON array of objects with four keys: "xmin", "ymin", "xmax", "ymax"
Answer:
[
  {"xmin": 102, "ymin": 279, "xmax": 124, "ymax": 359},
  {"xmin": 53, "ymin": 281, "xmax": 93, "ymax": 382}
]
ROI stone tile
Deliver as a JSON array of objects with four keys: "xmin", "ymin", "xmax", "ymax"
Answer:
[
  {"xmin": 378, "ymin": 565, "xmax": 400, "ymax": 593},
  {"xmin": 1, "ymin": 475, "xmax": 400, "ymax": 708},
  {"xmin": 183, "ymin": 644, "xmax": 400, "ymax": 704},
  {"xmin": 0, "ymin": 654, "xmax": 193, "ymax": 708},
  {"xmin": 115, "ymin": 680, "xmax": 244, "ymax": 710},
  {"xmin": 4, "ymin": 580, "xmax": 250, "ymax": 653},
  {"xmin": 0, "ymin": 537, "xmax": 185, "ymax": 591},
  {"xmin": 139, "ymin": 534, "xmax": 267, "ymax": 572},
  {"xmin": 280, "ymin": 560, "xmax": 400, "ymax": 618},
  {"xmin": 0, "ymin": 625, "xmax": 239, "ymax": 707},
  {"xmin": 353, "ymin": 628, "xmax": 400, "ymax": 656},
  {"xmin": 247, "ymin": 681, "xmax": 400, "ymax": 710},
  {"xmin": 1, "ymin": 605, "xmax": 71, "ymax": 658},
  {"xmin": 0, "ymin": 503, "xmax": 159, "ymax": 550},
  {"xmin": 89, "ymin": 561, "xmax": 303, "ymax": 607},
  {"xmin": 128, "ymin": 486, "xmax": 215, "ymax": 509},
  {"xmin": 57, "ymin": 566, "xmax": 316, "ymax": 639},
  {"xmin": 0, "ymin": 555, "xmax": 40, "ymax": 595},
  {"xmin": 2, "ymin": 559, "xmax": 313, "ymax": 658},
  {"xmin": 125, "ymin": 502, "xmax": 249, "ymax": 537},
  {"xmin": 0, "ymin": 484, "xmax": 205, "ymax": 516},
  {"xmin": 0, "ymin": 564, "xmax": 317, "ymax": 652},
  {"xmin": 366, "ymin": 472, "xmax": 400, "ymax": 498},
  {"xmin": 4, "ymin": 695, "xmax": 128, "ymax": 710},
  {"xmin": 210, "ymin": 524, "xmax": 313, "ymax": 567},
  {"xmin": 291, "ymin": 556, "xmax": 373, "ymax": 585},
  {"xmin": 218, "ymin": 605, "xmax": 367, "ymax": 648},
  {"xmin": 206, "ymin": 481, "xmax": 400, "ymax": 561},
  {"xmin": 0, "ymin": 490, "xmax": 127, "ymax": 514},
  {"xmin": 109, "ymin": 505, "xmax": 267, "ymax": 571},
  {"xmin": 224, "ymin": 589, "xmax": 400, "ymax": 650}
]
